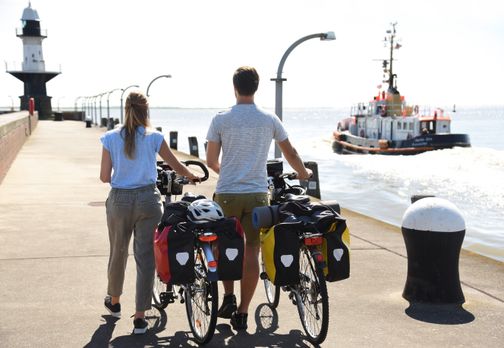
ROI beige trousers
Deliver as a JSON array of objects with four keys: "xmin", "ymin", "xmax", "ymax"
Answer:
[{"xmin": 105, "ymin": 184, "xmax": 162, "ymax": 311}]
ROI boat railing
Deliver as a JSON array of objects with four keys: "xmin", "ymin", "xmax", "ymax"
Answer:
[{"xmin": 350, "ymin": 102, "xmax": 448, "ymax": 118}]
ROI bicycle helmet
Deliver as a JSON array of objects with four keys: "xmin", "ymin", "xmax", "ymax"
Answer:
[{"xmin": 187, "ymin": 199, "xmax": 224, "ymax": 223}]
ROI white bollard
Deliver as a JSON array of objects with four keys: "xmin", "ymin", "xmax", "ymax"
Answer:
[{"xmin": 401, "ymin": 197, "xmax": 466, "ymax": 304}]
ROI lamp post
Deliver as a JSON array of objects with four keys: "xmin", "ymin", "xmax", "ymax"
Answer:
[
  {"xmin": 74, "ymin": 96, "xmax": 83, "ymax": 112},
  {"xmin": 146, "ymin": 75, "xmax": 172, "ymax": 97},
  {"xmin": 99, "ymin": 92, "xmax": 107, "ymax": 126},
  {"xmin": 93, "ymin": 95, "xmax": 99, "ymax": 125},
  {"xmin": 120, "ymin": 84, "xmax": 140, "ymax": 124},
  {"xmin": 8, "ymin": 95, "xmax": 14, "ymax": 111},
  {"xmin": 271, "ymin": 32, "xmax": 335, "ymax": 158},
  {"xmin": 57, "ymin": 96, "xmax": 65, "ymax": 112},
  {"xmin": 107, "ymin": 88, "xmax": 122, "ymax": 122}
]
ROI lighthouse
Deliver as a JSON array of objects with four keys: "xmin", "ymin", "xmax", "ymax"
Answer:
[{"xmin": 7, "ymin": 2, "xmax": 60, "ymax": 119}]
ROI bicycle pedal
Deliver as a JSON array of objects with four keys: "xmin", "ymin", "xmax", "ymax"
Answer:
[
  {"xmin": 160, "ymin": 291, "xmax": 176, "ymax": 304},
  {"xmin": 260, "ymin": 272, "xmax": 269, "ymax": 280}
]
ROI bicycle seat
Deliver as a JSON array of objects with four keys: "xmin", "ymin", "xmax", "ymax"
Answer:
[{"xmin": 283, "ymin": 193, "xmax": 310, "ymax": 204}]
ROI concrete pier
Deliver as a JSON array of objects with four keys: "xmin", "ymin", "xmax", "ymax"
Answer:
[{"xmin": 0, "ymin": 119, "xmax": 503, "ymax": 347}]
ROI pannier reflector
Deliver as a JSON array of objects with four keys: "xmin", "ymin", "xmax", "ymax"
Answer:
[
  {"xmin": 176, "ymin": 252, "xmax": 189, "ymax": 265},
  {"xmin": 225, "ymin": 248, "xmax": 238, "ymax": 261},
  {"xmin": 280, "ymin": 255, "xmax": 294, "ymax": 267},
  {"xmin": 333, "ymin": 248, "xmax": 344, "ymax": 261}
]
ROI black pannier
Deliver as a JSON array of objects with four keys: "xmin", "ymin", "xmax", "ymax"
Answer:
[{"xmin": 167, "ymin": 222, "xmax": 195, "ymax": 284}]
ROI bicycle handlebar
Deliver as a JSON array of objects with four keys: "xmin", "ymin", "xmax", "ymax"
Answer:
[{"xmin": 182, "ymin": 160, "xmax": 209, "ymax": 182}]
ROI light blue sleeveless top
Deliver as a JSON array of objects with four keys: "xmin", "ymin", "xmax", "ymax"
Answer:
[{"xmin": 100, "ymin": 126, "xmax": 164, "ymax": 189}]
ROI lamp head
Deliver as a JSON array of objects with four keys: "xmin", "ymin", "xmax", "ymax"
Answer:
[{"xmin": 321, "ymin": 31, "xmax": 336, "ymax": 41}]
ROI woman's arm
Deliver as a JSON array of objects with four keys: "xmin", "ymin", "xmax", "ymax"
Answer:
[
  {"xmin": 158, "ymin": 140, "xmax": 201, "ymax": 182},
  {"xmin": 100, "ymin": 147, "xmax": 112, "ymax": 183}
]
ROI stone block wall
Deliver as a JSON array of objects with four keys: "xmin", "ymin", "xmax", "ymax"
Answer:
[{"xmin": 0, "ymin": 111, "xmax": 38, "ymax": 183}]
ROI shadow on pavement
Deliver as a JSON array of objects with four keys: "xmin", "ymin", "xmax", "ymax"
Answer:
[
  {"xmin": 85, "ymin": 304, "xmax": 318, "ymax": 347},
  {"xmin": 83, "ymin": 315, "xmax": 120, "ymax": 348},
  {"xmin": 405, "ymin": 303, "xmax": 475, "ymax": 324},
  {"xmin": 209, "ymin": 303, "xmax": 317, "ymax": 347}
]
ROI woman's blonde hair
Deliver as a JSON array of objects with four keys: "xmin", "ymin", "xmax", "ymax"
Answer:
[{"xmin": 122, "ymin": 91, "xmax": 150, "ymax": 159}]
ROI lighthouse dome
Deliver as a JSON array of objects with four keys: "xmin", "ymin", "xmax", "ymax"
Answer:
[{"xmin": 21, "ymin": 3, "xmax": 40, "ymax": 21}]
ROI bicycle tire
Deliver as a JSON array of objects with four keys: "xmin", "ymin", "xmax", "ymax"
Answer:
[
  {"xmin": 295, "ymin": 246, "xmax": 329, "ymax": 344},
  {"xmin": 152, "ymin": 275, "xmax": 169, "ymax": 310},
  {"xmin": 184, "ymin": 249, "xmax": 218, "ymax": 345},
  {"xmin": 261, "ymin": 260, "xmax": 280, "ymax": 308}
]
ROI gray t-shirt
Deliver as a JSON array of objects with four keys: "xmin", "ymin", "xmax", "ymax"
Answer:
[{"xmin": 206, "ymin": 104, "xmax": 288, "ymax": 193}]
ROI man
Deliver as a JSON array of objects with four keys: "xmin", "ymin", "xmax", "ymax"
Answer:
[{"xmin": 206, "ymin": 66, "xmax": 312, "ymax": 330}]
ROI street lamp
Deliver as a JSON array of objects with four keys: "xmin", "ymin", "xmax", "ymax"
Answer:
[
  {"xmin": 57, "ymin": 96, "xmax": 65, "ymax": 112},
  {"xmin": 107, "ymin": 88, "xmax": 122, "ymax": 121},
  {"xmin": 93, "ymin": 95, "xmax": 99, "ymax": 125},
  {"xmin": 99, "ymin": 92, "xmax": 107, "ymax": 126},
  {"xmin": 74, "ymin": 96, "xmax": 83, "ymax": 112},
  {"xmin": 271, "ymin": 32, "xmax": 335, "ymax": 158},
  {"xmin": 120, "ymin": 84, "xmax": 140, "ymax": 124},
  {"xmin": 8, "ymin": 95, "xmax": 14, "ymax": 111},
  {"xmin": 146, "ymin": 75, "xmax": 172, "ymax": 97}
]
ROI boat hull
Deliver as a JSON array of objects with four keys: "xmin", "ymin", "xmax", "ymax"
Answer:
[{"xmin": 332, "ymin": 132, "xmax": 471, "ymax": 155}]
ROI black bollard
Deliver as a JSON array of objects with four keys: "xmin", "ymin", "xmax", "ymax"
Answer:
[
  {"xmin": 401, "ymin": 197, "xmax": 466, "ymax": 304},
  {"xmin": 188, "ymin": 136, "xmax": 199, "ymax": 157},
  {"xmin": 107, "ymin": 118, "xmax": 114, "ymax": 130},
  {"xmin": 299, "ymin": 161, "xmax": 321, "ymax": 199},
  {"xmin": 169, "ymin": 131, "xmax": 178, "ymax": 150},
  {"xmin": 85, "ymin": 119, "xmax": 92, "ymax": 128}
]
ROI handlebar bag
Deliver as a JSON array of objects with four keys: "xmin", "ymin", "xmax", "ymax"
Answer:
[
  {"xmin": 322, "ymin": 218, "xmax": 350, "ymax": 282},
  {"xmin": 261, "ymin": 221, "xmax": 301, "ymax": 286},
  {"xmin": 208, "ymin": 217, "xmax": 245, "ymax": 281}
]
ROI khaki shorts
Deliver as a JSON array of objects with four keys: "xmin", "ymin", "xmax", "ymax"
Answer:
[{"xmin": 214, "ymin": 192, "xmax": 268, "ymax": 247}]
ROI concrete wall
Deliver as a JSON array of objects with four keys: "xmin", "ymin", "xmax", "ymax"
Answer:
[{"xmin": 0, "ymin": 111, "xmax": 38, "ymax": 183}]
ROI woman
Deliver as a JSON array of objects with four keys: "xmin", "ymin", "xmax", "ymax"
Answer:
[{"xmin": 99, "ymin": 91, "xmax": 200, "ymax": 334}]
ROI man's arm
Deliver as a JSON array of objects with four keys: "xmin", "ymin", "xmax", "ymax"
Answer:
[
  {"xmin": 278, "ymin": 138, "xmax": 311, "ymax": 180},
  {"xmin": 206, "ymin": 140, "xmax": 221, "ymax": 174}
]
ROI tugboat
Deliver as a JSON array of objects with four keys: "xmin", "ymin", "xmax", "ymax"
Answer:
[{"xmin": 332, "ymin": 23, "xmax": 470, "ymax": 155}]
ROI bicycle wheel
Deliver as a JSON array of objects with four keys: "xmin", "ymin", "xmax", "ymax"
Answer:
[
  {"xmin": 261, "ymin": 260, "xmax": 280, "ymax": 308},
  {"xmin": 152, "ymin": 275, "xmax": 169, "ymax": 309},
  {"xmin": 295, "ymin": 246, "xmax": 329, "ymax": 344},
  {"xmin": 184, "ymin": 249, "xmax": 218, "ymax": 345}
]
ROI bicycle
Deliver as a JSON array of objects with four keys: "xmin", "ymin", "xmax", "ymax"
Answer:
[
  {"xmin": 151, "ymin": 160, "xmax": 219, "ymax": 345},
  {"xmin": 254, "ymin": 168, "xmax": 342, "ymax": 345}
]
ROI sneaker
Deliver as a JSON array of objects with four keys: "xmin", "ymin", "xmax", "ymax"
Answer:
[
  {"xmin": 104, "ymin": 296, "xmax": 121, "ymax": 318},
  {"xmin": 230, "ymin": 311, "xmax": 248, "ymax": 330},
  {"xmin": 133, "ymin": 317, "xmax": 148, "ymax": 335},
  {"xmin": 217, "ymin": 294, "xmax": 237, "ymax": 319}
]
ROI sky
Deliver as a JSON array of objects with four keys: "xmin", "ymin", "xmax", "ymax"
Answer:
[{"xmin": 0, "ymin": 0, "xmax": 503, "ymax": 109}]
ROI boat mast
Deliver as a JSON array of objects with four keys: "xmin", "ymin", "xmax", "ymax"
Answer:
[{"xmin": 386, "ymin": 22, "xmax": 397, "ymax": 92}]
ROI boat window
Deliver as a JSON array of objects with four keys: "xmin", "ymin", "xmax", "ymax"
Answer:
[
  {"xmin": 398, "ymin": 122, "xmax": 402, "ymax": 130},
  {"xmin": 409, "ymin": 123, "xmax": 413, "ymax": 130}
]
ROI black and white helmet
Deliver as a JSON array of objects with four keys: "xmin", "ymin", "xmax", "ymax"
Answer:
[{"xmin": 187, "ymin": 199, "xmax": 224, "ymax": 223}]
